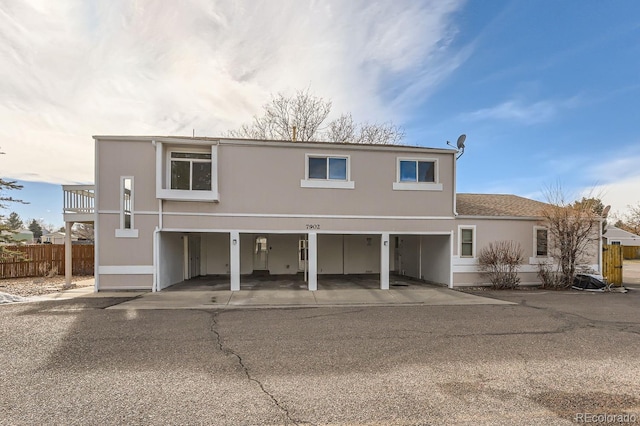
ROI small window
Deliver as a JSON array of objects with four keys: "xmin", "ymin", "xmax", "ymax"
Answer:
[
  {"xmin": 116, "ymin": 176, "xmax": 138, "ymax": 238},
  {"xmin": 308, "ymin": 156, "xmax": 347, "ymax": 181},
  {"xmin": 123, "ymin": 178, "xmax": 132, "ymax": 229},
  {"xmin": 536, "ymin": 228, "xmax": 548, "ymax": 256},
  {"xmin": 399, "ymin": 160, "xmax": 435, "ymax": 183},
  {"xmin": 393, "ymin": 158, "xmax": 442, "ymax": 191},
  {"xmin": 301, "ymin": 154, "xmax": 354, "ymax": 189},
  {"xmin": 170, "ymin": 152, "xmax": 212, "ymax": 191},
  {"xmin": 460, "ymin": 227, "xmax": 474, "ymax": 257}
]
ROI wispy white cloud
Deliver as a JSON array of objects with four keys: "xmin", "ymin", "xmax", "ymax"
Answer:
[
  {"xmin": 463, "ymin": 97, "xmax": 581, "ymax": 125},
  {"xmin": 0, "ymin": 0, "xmax": 466, "ymax": 183},
  {"xmin": 585, "ymin": 145, "xmax": 640, "ymax": 215}
]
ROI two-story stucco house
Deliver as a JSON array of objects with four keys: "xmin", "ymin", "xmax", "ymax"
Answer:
[{"xmin": 62, "ymin": 136, "xmax": 601, "ymax": 291}]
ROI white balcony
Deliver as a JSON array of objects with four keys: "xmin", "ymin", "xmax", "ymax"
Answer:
[{"xmin": 63, "ymin": 185, "xmax": 95, "ymax": 223}]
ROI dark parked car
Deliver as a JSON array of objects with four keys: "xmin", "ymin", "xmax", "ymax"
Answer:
[{"xmin": 572, "ymin": 274, "xmax": 608, "ymax": 291}]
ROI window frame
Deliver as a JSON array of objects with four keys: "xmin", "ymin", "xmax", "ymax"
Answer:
[
  {"xmin": 300, "ymin": 153, "xmax": 355, "ymax": 189},
  {"xmin": 156, "ymin": 142, "xmax": 219, "ymax": 202},
  {"xmin": 534, "ymin": 226, "xmax": 549, "ymax": 257},
  {"xmin": 115, "ymin": 176, "xmax": 138, "ymax": 238},
  {"xmin": 167, "ymin": 149, "xmax": 213, "ymax": 191},
  {"xmin": 393, "ymin": 157, "xmax": 443, "ymax": 191},
  {"xmin": 458, "ymin": 225, "xmax": 476, "ymax": 258}
]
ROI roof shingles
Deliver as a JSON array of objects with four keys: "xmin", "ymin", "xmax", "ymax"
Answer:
[{"xmin": 456, "ymin": 194, "xmax": 549, "ymax": 217}]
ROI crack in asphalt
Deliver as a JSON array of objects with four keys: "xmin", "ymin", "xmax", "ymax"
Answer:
[
  {"xmin": 519, "ymin": 299, "xmax": 640, "ymax": 336},
  {"xmin": 208, "ymin": 311, "xmax": 310, "ymax": 426}
]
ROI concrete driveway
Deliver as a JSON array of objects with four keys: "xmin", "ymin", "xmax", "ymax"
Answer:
[{"xmin": 2, "ymin": 286, "xmax": 640, "ymax": 425}]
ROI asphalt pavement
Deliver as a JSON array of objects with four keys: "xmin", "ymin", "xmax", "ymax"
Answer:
[{"xmin": 2, "ymin": 286, "xmax": 640, "ymax": 425}]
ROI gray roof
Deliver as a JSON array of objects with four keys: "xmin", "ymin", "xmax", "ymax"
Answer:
[{"xmin": 456, "ymin": 193, "xmax": 549, "ymax": 217}]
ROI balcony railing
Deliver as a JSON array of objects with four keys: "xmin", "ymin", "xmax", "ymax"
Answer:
[{"xmin": 63, "ymin": 185, "xmax": 95, "ymax": 220}]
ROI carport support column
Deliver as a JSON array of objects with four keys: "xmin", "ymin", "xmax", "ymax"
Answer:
[
  {"xmin": 308, "ymin": 232, "xmax": 317, "ymax": 291},
  {"xmin": 230, "ymin": 231, "xmax": 240, "ymax": 291},
  {"xmin": 64, "ymin": 221, "xmax": 72, "ymax": 287},
  {"xmin": 380, "ymin": 233, "xmax": 390, "ymax": 290}
]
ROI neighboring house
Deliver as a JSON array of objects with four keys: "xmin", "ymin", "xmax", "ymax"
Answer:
[
  {"xmin": 603, "ymin": 225, "xmax": 640, "ymax": 246},
  {"xmin": 41, "ymin": 231, "xmax": 75, "ymax": 245},
  {"xmin": 62, "ymin": 136, "xmax": 602, "ymax": 291},
  {"xmin": 603, "ymin": 225, "xmax": 640, "ymax": 259}
]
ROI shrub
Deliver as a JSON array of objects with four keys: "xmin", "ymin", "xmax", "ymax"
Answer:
[
  {"xmin": 536, "ymin": 261, "xmax": 568, "ymax": 289},
  {"xmin": 478, "ymin": 241, "xmax": 524, "ymax": 289}
]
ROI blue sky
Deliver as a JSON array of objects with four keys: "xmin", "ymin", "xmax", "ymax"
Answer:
[{"xmin": 1, "ymin": 0, "xmax": 639, "ymax": 228}]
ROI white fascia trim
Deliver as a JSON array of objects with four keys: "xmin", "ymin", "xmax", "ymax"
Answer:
[
  {"xmin": 160, "ymin": 228, "xmax": 454, "ymax": 236},
  {"xmin": 99, "ymin": 265, "xmax": 154, "ymax": 275},
  {"xmin": 455, "ymin": 215, "xmax": 542, "ymax": 221},
  {"xmin": 300, "ymin": 179, "xmax": 355, "ymax": 189},
  {"xmin": 528, "ymin": 256, "xmax": 553, "ymax": 265},
  {"xmin": 160, "ymin": 212, "xmax": 455, "ymax": 220},
  {"xmin": 393, "ymin": 182, "xmax": 443, "ymax": 191},
  {"xmin": 115, "ymin": 229, "xmax": 139, "ymax": 238},
  {"xmin": 98, "ymin": 210, "xmax": 455, "ymax": 220},
  {"xmin": 156, "ymin": 189, "xmax": 219, "ymax": 202},
  {"xmin": 453, "ymin": 264, "xmax": 542, "ymax": 273}
]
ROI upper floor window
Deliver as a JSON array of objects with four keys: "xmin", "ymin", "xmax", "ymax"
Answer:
[
  {"xmin": 535, "ymin": 227, "xmax": 548, "ymax": 257},
  {"xmin": 155, "ymin": 141, "xmax": 219, "ymax": 202},
  {"xmin": 170, "ymin": 152, "xmax": 212, "ymax": 191},
  {"xmin": 400, "ymin": 160, "xmax": 435, "ymax": 183},
  {"xmin": 393, "ymin": 157, "xmax": 442, "ymax": 191},
  {"xmin": 301, "ymin": 154, "xmax": 354, "ymax": 189},
  {"xmin": 308, "ymin": 156, "xmax": 347, "ymax": 180}
]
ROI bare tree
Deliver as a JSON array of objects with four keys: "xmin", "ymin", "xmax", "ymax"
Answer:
[
  {"xmin": 73, "ymin": 223, "xmax": 94, "ymax": 241},
  {"xmin": 615, "ymin": 203, "xmax": 640, "ymax": 235},
  {"xmin": 228, "ymin": 89, "xmax": 331, "ymax": 142},
  {"xmin": 538, "ymin": 186, "xmax": 602, "ymax": 288},
  {"xmin": 228, "ymin": 89, "xmax": 405, "ymax": 145}
]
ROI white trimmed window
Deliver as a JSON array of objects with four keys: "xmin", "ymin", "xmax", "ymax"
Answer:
[
  {"xmin": 170, "ymin": 152, "xmax": 212, "ymax": 191},
  {"xmin": 459, "ymin": 226, "xmax": 475, "ymax": 258},
  {"xmin": 155, "ymin": 142, "xmax": 219, "ymax": 202},
  {"xmin": 116, "ymin": 176, "xmax": 138, "ymax": 238},
  {"xmin": 393, "ymin": 158, "xmax": 443, "ymax": 191},
  {"xmin": 535, "ymin": 227, "xmax": 548, "ymax": 257},
  {"xmin": 301, "ymin": 154, "xmax": 354, "ymax": 189}
]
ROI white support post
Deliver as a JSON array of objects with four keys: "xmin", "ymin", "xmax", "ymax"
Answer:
[
  {"xmin": 65, "ymin": 222, "xmax": 72, "ymax": 287},
  {"xmin": 308, "ymin": 232, "xmax": 317, "ymax": 291},
  {"xmin": 230, "ymin": 231, "xmax": 240, "ymax": 291},
  {"xmin": 380, "ymin": 233, "xmax": 390, "ymax": 290}
]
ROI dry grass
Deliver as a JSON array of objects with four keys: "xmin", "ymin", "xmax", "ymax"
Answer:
[{"xmin": 0, "ymin": 275, "xmax": 93, "ymax": 297}]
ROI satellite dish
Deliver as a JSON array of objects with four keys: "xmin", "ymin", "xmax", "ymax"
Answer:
[
  {"xmin": 602, "ymin": 205, "xmax": 611, "ymax": 218},
  {"xmin": 456, "ymin": 134, "xmax": 466, "ymax": 150},
  {"xmin": 446, "ymin": 134, "xmax": 467, "ymax": 159}
]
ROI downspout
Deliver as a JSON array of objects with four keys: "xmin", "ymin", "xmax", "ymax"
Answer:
[
  {"xmin": 153, "ymin": 227, "xmax": 159, "ymax": 292},
  {"xmin": 94, "ymin": 137, "xmax": 100, "ymax": 292}
]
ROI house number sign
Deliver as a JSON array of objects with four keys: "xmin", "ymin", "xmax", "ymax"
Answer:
[{"xmin": 305, "ymin": 224, "xmax": 320, "ymax": 230}]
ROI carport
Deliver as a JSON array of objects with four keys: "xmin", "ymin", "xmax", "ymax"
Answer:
[{"xmin": 155, "ymin": 231, "xmax": 452, "ymax": 291}]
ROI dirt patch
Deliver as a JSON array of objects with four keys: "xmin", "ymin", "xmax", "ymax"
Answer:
[
  {"xmin": 0, "ymin": 276, "xmax": 93, "ymax": 297},
  {"xmin": 532, "ymin": 390, "xmax": 640, "ymax": 422}
]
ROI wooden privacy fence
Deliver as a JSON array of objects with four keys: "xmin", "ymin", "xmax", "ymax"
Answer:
[
  {"xmin": 602, "ymin": 244, "xmax": 623, "ymax": 286},
  {"xmin": 623, "ymin": 246, "xmax": 640, "ymax": 260},
  {"xmin": 0, "ymin": 245, "xmax": 94, "ymax": 279}
]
